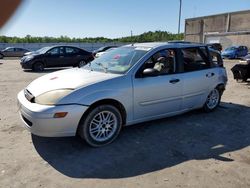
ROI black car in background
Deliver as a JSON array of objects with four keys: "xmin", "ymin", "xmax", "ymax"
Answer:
[
  {"xmin": 0, "ymin": 47, "xmax": 30, "ymax": 58},
  {"xmin": 20, "ymin": 46, "xmax": 94, "ymax": 71},
  {"xmin": 207, "ymin": 43, "xmax": 223, "ymax": 52}
]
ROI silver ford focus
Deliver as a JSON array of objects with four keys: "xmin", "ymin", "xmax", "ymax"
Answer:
[{"xmin": 17, "ymin": 42, "xmax": 228, "ymax": 147}]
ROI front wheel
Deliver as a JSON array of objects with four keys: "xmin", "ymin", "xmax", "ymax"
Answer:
[
  {"xmin": 33, "ymin": 62, "xmax": 44, "ymax": 72},
  {"xmin": 203, "ymin": 88, "xmax": 221, "ymax": 112},
  {"xmin": 78, "ymin": 105, "xmax": 122, "ymax": 147},
  {"xmin": 0, "ymin": 53, "xmax": 3, "ymax": 59}
]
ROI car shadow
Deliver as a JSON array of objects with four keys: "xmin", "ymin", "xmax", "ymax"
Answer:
[
  {"xmin": 23, "ymin": 67, "xmax": 69, "ymax": 73},
  {"xmin": 32, "ymin": 102, "xmax": 250, "ymax": 179}
]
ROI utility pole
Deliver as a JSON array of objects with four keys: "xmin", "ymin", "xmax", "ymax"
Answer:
[{"xmin": 178, "ymin": 0, "xmax": 182, "ymax": 34}]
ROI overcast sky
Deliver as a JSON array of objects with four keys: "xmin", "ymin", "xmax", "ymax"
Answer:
[{"xmin": 1, "ymin": 0, "xmax": 250, "ymax": 38}]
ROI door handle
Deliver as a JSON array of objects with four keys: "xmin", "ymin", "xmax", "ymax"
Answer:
[
  {"xmin": 206, "ymin": 72, "xmax": 215, "ymax": 77},
  {"xmin": 169, "ymin": 79, "xmax": 180, "ymax": 84}
]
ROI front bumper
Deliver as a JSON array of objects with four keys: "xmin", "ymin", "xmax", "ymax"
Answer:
[
  {"xmin": 17, "ymin": 90, "xmax": 88, "ymax": 137},
  {"xmin": 20, "ymin": 59, "xmax": 33, "ymax": 69}
]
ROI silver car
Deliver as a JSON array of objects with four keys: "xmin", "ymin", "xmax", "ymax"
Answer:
[{"xmin": 17, "ymin": 42, "xmax": 228, "ymax": 147}]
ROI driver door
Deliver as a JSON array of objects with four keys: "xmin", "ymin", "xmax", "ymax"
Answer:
[
  {"xmin": 45, "ymin": 47, "xmax": 65, "ymax": 67},
  {"xmin": 132, "ymin": 49, "xmax": 183, "ymax": 121}
]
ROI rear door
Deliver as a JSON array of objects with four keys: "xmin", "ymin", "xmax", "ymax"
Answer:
[
  {"xmin": 180, "ymin": 46, "xmax": 216, "ymax": 110},
  {"xmin": 133, "ymin": 48, "xmax": 183, "ymax": 121},
  {"xmin": 64, "ymin": 47, "xmax": 81, "ymax": 66}
]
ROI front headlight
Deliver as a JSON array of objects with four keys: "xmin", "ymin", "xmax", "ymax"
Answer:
[
  {"xmin": 34, "ymin": 89, "xmax": 73, "ymax": 105},
  {"xmin": 24, "ymin": 56, "xmax": 34, "ymax": 62}
]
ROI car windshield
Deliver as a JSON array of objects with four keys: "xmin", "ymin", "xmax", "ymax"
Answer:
[
  {"xmin": 36, "ymin": 47, "xmax": 51, "ymax": 54},
  {"xmin": 84, "ymin": 46, "xmax": 150, "ymax": 74},
  {"xmin": 225, "ymin": 46, "xmax": 237, "ymax": 51}
]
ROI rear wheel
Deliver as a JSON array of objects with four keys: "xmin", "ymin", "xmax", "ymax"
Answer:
[
  {"xmin": 0, "ymin": 53, "xmax": 3, "ymax": 59},
  {"xmin": 32, "ymin": 62, "xmax": 44, "ymax": 72},
  {"xmin": 203, "ymin": 88, "xmax": 221, "ymax": 112},
  {"xmin": 78, "ymin": 105, "xmax": 122, "ymax": 147}
]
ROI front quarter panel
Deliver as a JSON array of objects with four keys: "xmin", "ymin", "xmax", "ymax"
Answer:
[{"xmin": 58, "ymin": 75, "xmax": 134, "ymax": 123}]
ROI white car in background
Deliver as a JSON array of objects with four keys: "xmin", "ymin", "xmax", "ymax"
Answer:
[{"xmin": 17, "ymin": 42, "xmax": 227, "ymax": 147}]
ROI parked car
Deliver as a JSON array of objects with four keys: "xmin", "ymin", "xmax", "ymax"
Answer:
[
  {"xmin": 93, "ymin": 46, "xmax": 117, "ymax": 56},
  {"xmin": 17, "ymin": 42, "xmax": 227, "ymax": 147},
  {"xmin": 221, "ymin": 45, "xmax": 248, "ymax": 59},
  {"xmin": 207, "ymin": 43, "xmax": 222, "ymax": 52},
  {"xmin": 0, "ymin": 47, "xmax": 30, "ymax": 58},
  {"xmin": 20, "ymin": 46, "xmax": 94, "ymax": 71},
  {"xmin": 231, "ymin": 54, "xmax": 250, "ymax": 82},
  {"xmin": 95, "ymin": 47, "xmax": 117, "ymax": 58}
]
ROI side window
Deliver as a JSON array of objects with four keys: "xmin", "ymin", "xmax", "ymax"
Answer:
[
  {"xmin": 210, "ymin": 50, "xmax": 223, "ymax": 67},
  {"xmin": 142, "ymin": 49, "xmax": 177, "ymax": 76},
  {"xmin": 65, "ymin": 47, "xmax": 79, "ymax": 54},
  {"xmin": 48, "ymin": 48, "xmax": 59, "ymax": 55},
  {"xmin": 181, "ymin": 47, "xmax": 210, "ymax": 72},
  {"xmin": 47, "ymin": 47, "xmax": 64, "ymax": 55},
  {"xmin": 6, "ymin": 48, "xmax": 14, "ymax": 52}
]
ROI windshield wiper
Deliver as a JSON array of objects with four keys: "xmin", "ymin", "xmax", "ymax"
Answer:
[{"xmin": 96, "ymin": 62, "xmax": 108, "ymax": 73}]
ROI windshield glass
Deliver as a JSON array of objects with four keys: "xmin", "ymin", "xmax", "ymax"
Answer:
[
  {"xmin": 84, "ymin": 46, "xmax": 150, "ymax": 74},
  {"xmin": 225, "ymin": 46, "xmax": 237, "ymax": 51},
  {"xmin": 36, "ymin": 47, "xmax": 51, "ymax": 54}
]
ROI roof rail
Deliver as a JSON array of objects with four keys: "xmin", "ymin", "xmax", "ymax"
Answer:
[
  {"xmin": 168, "ymin": 41, "xmax": 205, "ymax": 45},
  {"xmin": 168, "ymin": 40, "xmax": 192, "ymax": 44}
]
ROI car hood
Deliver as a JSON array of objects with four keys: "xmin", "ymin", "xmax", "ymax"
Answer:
[{"xmin": 26, "ymin": 68, "xmax": 121, "ymax": 97}]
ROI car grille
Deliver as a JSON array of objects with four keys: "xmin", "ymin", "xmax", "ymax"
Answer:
[
  {"xmin": 21, "ymin": 115, "xmax": 33, "ymax": 127},
  {"xmin": 24, "ymin": 89, "xmax": 34, "ymax": 102}
]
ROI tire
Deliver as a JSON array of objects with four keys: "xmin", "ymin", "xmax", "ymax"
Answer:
[
  {"xmin": 32, "ymin": 62, "xmax": 44, "ymax": 72},
  {"xmin": 78, "ymin": 60, "xmax": 86, "ymax": 68},
  {"xmin": 78, "ymin": 105, "xmax": 122, "ymax": 147},
  {"xmin": 0, "ymin": 53, "xmax": 3, "ymax": 59},
  {"xmin": 203, "ymin": 87, "xmax": 221, "ymax": 112}
]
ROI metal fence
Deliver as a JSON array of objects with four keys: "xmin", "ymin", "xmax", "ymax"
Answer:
[{"xmin": 0, "ymin": 42, "xmax": 127, "ymax": 52}]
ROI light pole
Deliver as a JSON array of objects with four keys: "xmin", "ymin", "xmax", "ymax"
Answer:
[{"xmin": 178, "ymin": 0, "xmax": 182, "ymax": 34}]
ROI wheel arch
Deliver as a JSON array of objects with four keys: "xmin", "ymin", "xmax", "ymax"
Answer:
[
  {"xmin": 76, "ymin": 98, "xmax": 127, "ymax": 134},
  {"xmin": 216, "ymin": 83, "xmax": 226, "ymax": 95},
  {"xmin": 32, "ymin": 60, "xmax": 45, "ymax": 68}
]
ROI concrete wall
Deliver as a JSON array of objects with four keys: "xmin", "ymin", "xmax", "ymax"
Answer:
[
  {"xmin": 0, "ymin": 42, "xmax": 127, "ymax": 51},
  {"xmin": 185, "ymin": 10, "xmax": 250, "ymax": 49},
  {"xmin": 205, "ymin": 32, "xmax": 250, "ymax": 50}
]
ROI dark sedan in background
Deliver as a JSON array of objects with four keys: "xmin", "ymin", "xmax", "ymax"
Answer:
[
  {"xmin": 20, "ymin": 46, "xmax": 94, "ymax": 71},
  {"xmin": 0, "ymin": 47, "xmax": 30, "ymax": 58}
]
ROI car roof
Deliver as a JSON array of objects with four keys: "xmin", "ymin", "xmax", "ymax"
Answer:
[{"xmin": 125, "ymin": 41, "xmax": 207, "ymax": 49}]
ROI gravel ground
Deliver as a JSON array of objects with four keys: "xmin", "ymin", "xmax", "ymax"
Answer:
[{"xmin": 0, "ymin": 59, "xmax": 250, "ymax": 188}]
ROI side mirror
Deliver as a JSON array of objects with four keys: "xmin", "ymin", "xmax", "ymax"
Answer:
[{"xmin": 142, "ymin": 68, "xmax": 159, "ymax": 77}]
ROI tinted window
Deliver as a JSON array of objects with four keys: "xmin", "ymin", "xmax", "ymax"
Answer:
[
  {"xmin": 47, "ymin": 47, "xmax": 64, "ymax": 55},
  {"xmin": 65, "ymin": 47, "xmax": 79, "ymax": 54},
  {"xmin": 4, "ymin": 48, "xmax": 14, "ymax": 52},
  {"xmin": 210, "ymin": 50, "xmax": 223, "ymax": 67},
  {"xmin": 181, "ymin": 47, "xmax": 210, "ymax": 72}
]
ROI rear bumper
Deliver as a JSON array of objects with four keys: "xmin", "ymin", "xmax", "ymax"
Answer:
[{"xmin": 17, "ymin": 90, "xmax": 88, "ymax": 137}]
